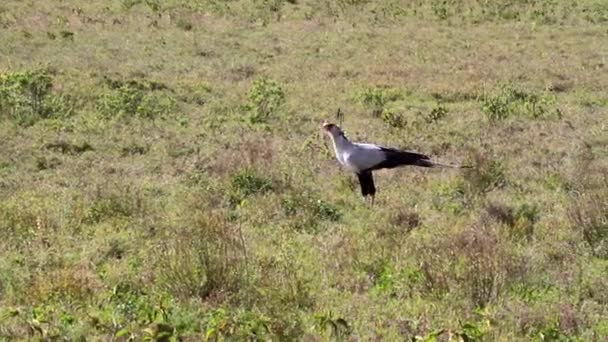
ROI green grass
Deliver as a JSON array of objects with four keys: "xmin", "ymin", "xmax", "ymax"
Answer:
[{"xmin": 1, "ymin": 0, "xmax": 607, "ymax": 340}]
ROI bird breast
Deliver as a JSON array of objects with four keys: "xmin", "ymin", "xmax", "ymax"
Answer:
[{"xmin": 345, "ymin": 146, "xmax": 385, "ymax": 172}]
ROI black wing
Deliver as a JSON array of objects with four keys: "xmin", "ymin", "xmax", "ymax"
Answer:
[
  {"xmin": 357, "ymin": 171, "xmax": 376, "ymax": 197},
  {"xmin": 369, "ymin": 147, "xmax": 433, "ymax": 170}
]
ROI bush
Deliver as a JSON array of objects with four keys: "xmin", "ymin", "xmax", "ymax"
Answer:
[
  {"xmin": 244, "ymin": 77, "xmax": 285, "ymax": 124},
  {"xmin": 281, "ymin": 193, "xmax": 341, "ymax": 233},
  {"xmin": 0, "ymin": 70, "xmax": 74, "ymax": 126},
  {"xmin": 230, "ymin": 169, "xmax": 273, "ymax": 199},
  {"xmin": 356, "ymin": 86, "xmax": 401, "ymax": 117},
  {"xmin": 481, "ymin": 84, "xmax": 560, "ymax": 121},
  {"xmin": 96, "ymin": 79, "xmax": 176, "ymax": 120},
  {"xmin": 85, "ymin": 195, "xmax": 134, "ymax": 224}
]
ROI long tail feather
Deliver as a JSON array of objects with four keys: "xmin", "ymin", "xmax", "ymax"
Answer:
[
  {"xmin": 374, "ymin": 148, "xmax": 472, "ymax": 170},
  {"xmin": 427, "ymin": 161, "xmax": 473, "ymax": 168}
]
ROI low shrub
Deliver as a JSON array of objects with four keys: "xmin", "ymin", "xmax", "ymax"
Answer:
[
  {"xmin": 96, "ymin": 79, "xmax": 176, "ymax": 120},
  {"xmin": 244, "ymin": 77, "xmax": 285, "ymax": 124},
  {"xmin": 481, "ymin": 84, "xmax": 561, "ymax": 121},
  {"xmin": 0, "ymin": 70, "xmax": 74, "ymax": 126}
]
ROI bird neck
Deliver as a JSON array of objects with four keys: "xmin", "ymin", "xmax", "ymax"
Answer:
[{"xmin": 330, "ymin": 132, "xmax": 352, "ymax": 154}]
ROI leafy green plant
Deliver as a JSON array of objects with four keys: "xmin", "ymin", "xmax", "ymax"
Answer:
[
  {"xmin": 230, "ymin": 168, "xmax": 273, "ymax": 203},
  {"xmin": 369, "ymin": 262, "xmax": 400, "ymax": 296},
  {"xmin": 244, "ymin": 77, "xmax": 285, "ymax": 124},
  {"xmin": 85, "ymin": 193, "xmax": 135, "ymax": 224},
  {"xmin": 481, "ymin": 84, "xmax": 560, "ymax": 121},
  {"xmin": 381, "ymin": 108, "xmax": 407, "ymax": 128},
  {"xmin": 204, "ymin": 308, "xmax": 271, "ymax": 340},
  {"xmin": 357, "ymin": 86, "xmax": 402, "ymax": 117},
  {"xmin": 509, "ymin": 282, "xmax": 553, "ymax": 303},
  {"xmin": 454, "ymin": 309, "xmax": 492, "ymax": 342},
  {"xmin": 533, "ymin": 318, "xmax": 572, "ymax": 341},
  {"xmin": 431, "ymin": 0, "xmax": 452, "ymax": 20},
  {"xmin": 431, "ymin": 180, "xmax": 468, "ymax": 215},
  {"xmin": 313, "ymin": 310, "xmax": 351, "ymax": 339},
  {"xmin": 96, "ymin": 79, "xmax": 176, "ymax": 120},
  {"xmin": 424, "ymin": 103, "xmax": 448, "ymax": 123},
  {"xmin": 0, "ymin": 70, "xmax": 74, "ymax": 126},
  {"xmin": 121, "ymin": 0, "xmax": 142, "ymax": 10},
  {"xmin": 281, "ymin": 193, "xmax": 341, "ymax": 232}
]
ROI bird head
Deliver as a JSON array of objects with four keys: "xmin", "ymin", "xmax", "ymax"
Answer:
[{"xmin": 321, "ymin": 121, "xmax": 344, "ymax": 138}]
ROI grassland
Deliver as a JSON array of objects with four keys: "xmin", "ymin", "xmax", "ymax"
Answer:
[{"xmin": 1, "ymin": 0, "xmax": 607, "ymax": 340}]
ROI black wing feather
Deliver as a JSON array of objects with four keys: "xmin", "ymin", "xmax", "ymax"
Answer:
[
  {"xmin": 357, "ymin": 171, "xmax": 376, "ymax": 197},
  {"xmin": 369, "ymin": 147, "xmax": 434, "ymax": 170}
]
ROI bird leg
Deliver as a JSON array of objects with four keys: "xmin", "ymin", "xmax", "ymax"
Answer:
[{"xmin": 364, "ymin": 195, "xmax": 375, "ymax": 206}]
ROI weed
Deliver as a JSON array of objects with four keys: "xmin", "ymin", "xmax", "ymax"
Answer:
[
  {"xmin": 244, "ymin": 77, "xmax": 285, "ymax": 124},
  {"xmin": 0, "ymin": 70, "xmax": 74, "ymax": 126}
]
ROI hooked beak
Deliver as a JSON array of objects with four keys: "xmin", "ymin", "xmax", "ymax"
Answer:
[{"xmin": 321, "ymin": 120, "xmax": 331, "ymax": 132}]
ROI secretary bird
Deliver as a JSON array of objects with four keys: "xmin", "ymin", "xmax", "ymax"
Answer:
[{"xmin": 321, "ymin": 121, "xmax": 469, "ymax": 204}]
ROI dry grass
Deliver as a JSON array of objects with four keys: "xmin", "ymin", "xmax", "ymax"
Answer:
[{"xmin": 1, "ymin": 0, "xmax": 607, "ymax": 340}]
